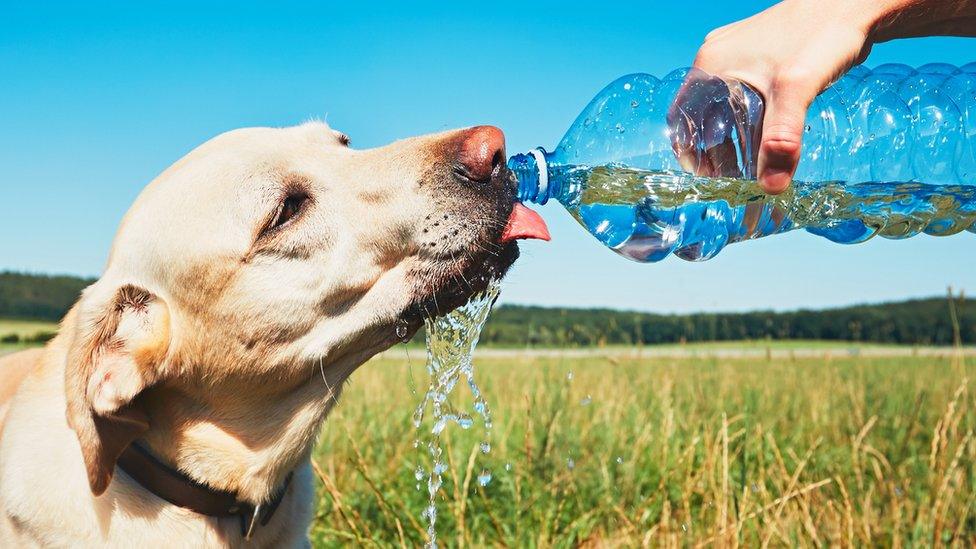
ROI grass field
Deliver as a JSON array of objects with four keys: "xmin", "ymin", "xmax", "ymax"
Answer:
[
  {"xmin": 2, "ymin": 326, "xmax": 972, "ymax": 545},
  {"xmin": 0, "ymin": 318, "xmax": 58, "ymax": 353},
  {"xmin": 310, "ymin": 351, "xmax": 975, "ymax": 547},
  {"xmin": 0, "ymin": 318, "xmax": 57, "ymax": 338}
]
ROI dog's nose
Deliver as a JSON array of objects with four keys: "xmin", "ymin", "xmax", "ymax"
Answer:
[{"xmin": 457, "ymin": 125, "xmax": 506, "ymax": 183}]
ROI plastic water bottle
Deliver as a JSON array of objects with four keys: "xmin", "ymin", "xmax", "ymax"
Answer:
[{"xmin": 508, "ymin": 63, "xmax": 976, "ymax": 262}]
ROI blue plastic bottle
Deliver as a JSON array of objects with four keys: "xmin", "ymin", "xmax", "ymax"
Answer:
[{"xmin": 508, "ymin": 64, "xmax": 976, "ymax": 262}]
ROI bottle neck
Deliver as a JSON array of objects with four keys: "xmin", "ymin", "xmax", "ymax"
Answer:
[{"xmin": 507, "ymin": 148, "xmax": 552, "ymax": 205}]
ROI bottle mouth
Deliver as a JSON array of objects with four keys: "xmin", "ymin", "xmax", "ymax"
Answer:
[{"xmin": 507, "ymin": 148, "xmax": 550, "ymax": 205}]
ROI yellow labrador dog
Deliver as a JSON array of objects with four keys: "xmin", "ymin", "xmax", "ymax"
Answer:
[{"xmin": 0, "ymin": 122, "xmax": 549, "ymax": 547}]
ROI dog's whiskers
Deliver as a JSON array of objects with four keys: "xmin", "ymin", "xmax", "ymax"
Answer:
[{"xmin": 448, "ymin": 249, "xmax": 473, "ymax": 291}]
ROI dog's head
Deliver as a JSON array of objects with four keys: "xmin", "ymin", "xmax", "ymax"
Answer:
[{"xmin": 62, "ymin": 122, "xmax": 549, "ymax": 495}]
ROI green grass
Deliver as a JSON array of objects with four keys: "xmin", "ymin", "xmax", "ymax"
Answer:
[
  {"xmin": 387, "ymin": 338, "xmax": 946, "ymax": 353},
  {"xmin": 2, "ymin": 319, "xmax": 971, "ymax": 544},
  {"xmin": 0, "ymin": 318, "xmax": 58, "ymax": 339},
  {"xmin": 0, "ymin": 318, "xmax": 58, "ymax": 355},
  {"xmin": 0, "ymin": 344, "xmax": 35, "ymax": 354},
  {"xmin": 310, "ymin": 352, "xmax": 975, "ymax": 547}
]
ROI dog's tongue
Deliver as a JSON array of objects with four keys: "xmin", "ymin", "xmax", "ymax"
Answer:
[{"xmin": 501, "ymin": 203, "xmax": 551, "ymax": 242}]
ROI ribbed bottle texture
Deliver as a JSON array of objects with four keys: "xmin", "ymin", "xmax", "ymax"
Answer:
[{"xmin": 509, "ymin": 63, "xmax": 976, "ymax": 262}]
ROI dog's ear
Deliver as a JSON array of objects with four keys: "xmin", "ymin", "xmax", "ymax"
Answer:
[{"xmin": 64, "ymin": 282, "xmax": 171, "ymax": 496}]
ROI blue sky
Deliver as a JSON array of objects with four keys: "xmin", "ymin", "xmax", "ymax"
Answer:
[{"xmin": 1, "ymin": 1, "xmax": 973, "ymax": 313}]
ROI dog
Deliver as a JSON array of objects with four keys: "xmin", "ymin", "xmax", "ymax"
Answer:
[{"xmin": 0, "ymin": 122, "xmax": 549, "ymax": 547}]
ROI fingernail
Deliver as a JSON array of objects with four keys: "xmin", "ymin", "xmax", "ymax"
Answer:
[{"xmin": 760, "ymin": 168, "xmax": 792, "ymax": 194}]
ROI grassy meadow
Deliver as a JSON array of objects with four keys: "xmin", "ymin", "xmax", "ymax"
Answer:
[
  {"xmin": 2, "ymin": 319, "xmax": 973, "ymax": 546},
  {"xmin": 0, "ymin": 318, "xmax": 58, "ymax": 353},
  {"xmin": 0, "ymin": 318, "xmax": 57, "ymax": 338},
  {"xmin": 311, "ymin": 351, "xmax": 975, "ymax": 547}
]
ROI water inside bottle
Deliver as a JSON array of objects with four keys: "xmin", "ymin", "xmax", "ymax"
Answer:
[
  {"xmin": 558, "ymin": 164, "xmax": 976, "ymax": 262},
  {"xmin": 413, "ymin": 280, "xmax": 499, "ymax": 549}
]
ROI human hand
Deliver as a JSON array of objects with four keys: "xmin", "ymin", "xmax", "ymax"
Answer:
[{"xmin": 687, "ymin": 0, "xmax": 877, "ymax": 193}]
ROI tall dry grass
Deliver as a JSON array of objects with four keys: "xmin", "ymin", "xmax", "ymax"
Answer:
[{"xmin": 310, "ymin": 352, "xmax": 974, "ymax": 547}]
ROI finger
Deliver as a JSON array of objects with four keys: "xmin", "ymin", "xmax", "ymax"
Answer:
[
  {"xmin": 701, "ymin": 97, "xmax": 743, "ymax": 178},
  {"xmin": 757, "ymin": 87, "xmax": 813, "ymax": 194},
  {"xmin": 667, "ymin": 69, "xmax": 712, "ymax": 175},
  {"xmin": 668, "ymin": 69, "xmax": 738, "ymax": 177}
]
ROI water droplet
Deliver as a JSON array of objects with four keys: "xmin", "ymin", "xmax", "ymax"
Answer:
[
  {"xmin": 580, "ymin": 395, "xmax": 592, "ymax": 406},
  {"xmin": 615, "ymin": 456, "xmax": 623, "ymax": 464},
  {"xmin": 630, "ymin": 99, "xmax": 639, "ymax": 108},
  {"xmin": 869, "ymin": 132, "xmax": 876, "ymax": 139},
  {"xmin": 477, "ymin": 470, "xmax": 492, "ymax": 486},
  {"xmin": 804, "ymin": 124, "xmax": 811, "ymax": 133},
  {"xmin": 583, "ymin": 117, "xmax": 591, "ymax": 126},
  {"xmin": 615, "ymin": 123, "xmax": 625, "ymax": 133},
  {"xmin": 480, "ymin": 441, "xmax": 491, "ymax": 454},
  {"xmin": 504, "ymin": 463, "xmax": 512, "ymax": 471},
  {"xmin": 566, "ymin": 457, "xmax": 575, "ymax": 470},
  {"xmin": 395, "ymin": 319, "xmax": 411, "ymax": 341},
  {"xmin": 681, "ymin": 523, "xmax": 688, "ymax": 533},
  {"xmin": 415, "ymin": 466, "xmax": 425, "ymax": 481},
  {"xmin": 457, "ymin": 416, "xmax": 473, "ymax": 429},
  {"xmin": 566, "ymin": 371, "xmax": 574, "ymax": 381},
  {"xmin": 623, "ymin": 82, "xmax": 632, "ymax": 90}
]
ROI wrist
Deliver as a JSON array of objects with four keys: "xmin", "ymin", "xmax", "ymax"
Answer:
[
  {"xmin": 864, "ymin": 0, "xmax": 976, "ymax": 42},
  {"xmin": 786, "ymin": 0, "xmax": 880, "ymax": 45},
  {"xmin": 864, "ymin": 0, "xmax": 913, "ymax": 43},
  {"xmin": 847, "ymin": 0, "xmax": 898, "ymax": 43}
]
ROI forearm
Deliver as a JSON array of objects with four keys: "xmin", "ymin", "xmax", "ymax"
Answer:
[{"xmin": 868, "ymin": 0, "xmax": 976, "ymax": 41}]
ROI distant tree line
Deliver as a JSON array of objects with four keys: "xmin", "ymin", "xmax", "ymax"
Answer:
[
  {"xmin": 0, "ymin": 271, "xmax": 94, "ymax": 321},
  {"xmin": 479, "ymin": 296, "xmax": 973, "ymax": 347},
  {"xmin": 0, "ymin": 332, "xmax": 56, "ymax": 345},
  {"xmin": 1, "ymin": 271, "xmax": 971, "ymax": 346}
]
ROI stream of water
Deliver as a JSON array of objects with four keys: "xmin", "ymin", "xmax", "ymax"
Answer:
[{"xmin": 413, "ymin": 280, "xmax": 500, "ymax": 549}]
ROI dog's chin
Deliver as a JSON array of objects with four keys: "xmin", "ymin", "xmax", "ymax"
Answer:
[
  {"xmin": 396, "ymin": 163, "xmax": 522, "ymax": 335},
  {"xmin": 400, "ymin": 240, "xmax": 519, "ymax": 333}
]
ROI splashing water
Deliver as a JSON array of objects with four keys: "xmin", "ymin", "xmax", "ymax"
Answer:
[{"xmin": 412, "ymin": 280, "xmax": 501, "ymax": 549}]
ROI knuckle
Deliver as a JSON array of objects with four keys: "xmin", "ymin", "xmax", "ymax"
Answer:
[
  {"xmin": 693, "ymin": 43, "xmax": 719, "ymax": 68},
  {"xmin": 703, "ymin": 22, "xmax": 733, "ymax": 43},
  {"xmin": 761, "ymin": 130, "xmax": 803, "ymax": 157}
]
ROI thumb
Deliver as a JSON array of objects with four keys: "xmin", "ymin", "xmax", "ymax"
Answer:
[{"xmin": 757, "ymin": 87, "xmax": 813, "ymax": 194}]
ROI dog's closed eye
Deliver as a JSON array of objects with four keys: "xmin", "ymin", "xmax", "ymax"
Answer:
[
  {"xmin": 261, "ymin": 191, "xmax": 310, "ymax": 238},
  {"xmin": 276, "ymin": 193, "xmax": 307, "ymax": 227}
]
